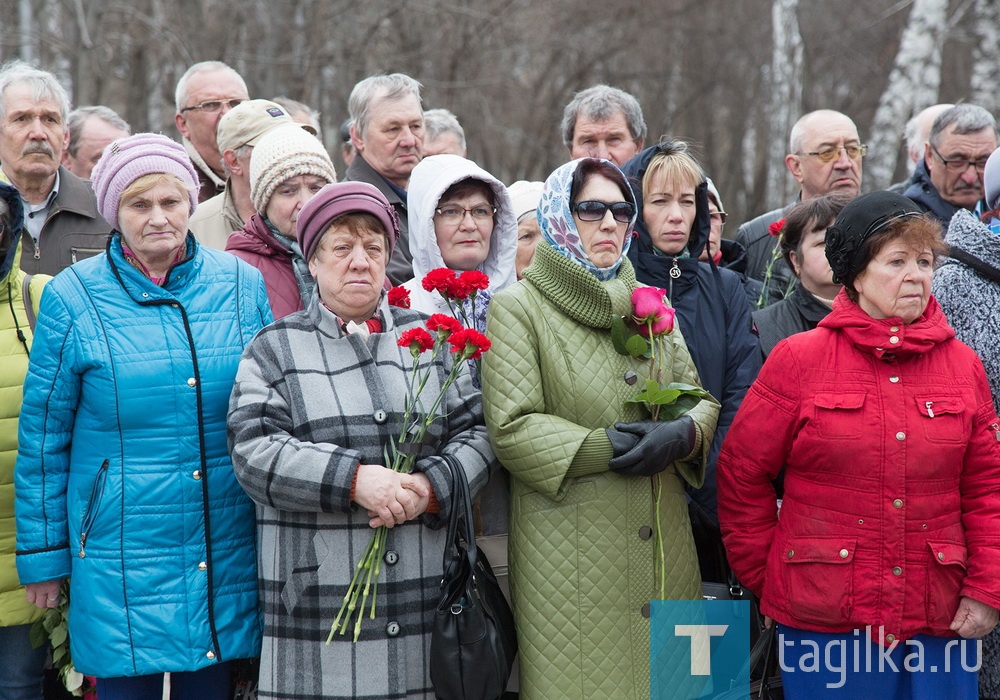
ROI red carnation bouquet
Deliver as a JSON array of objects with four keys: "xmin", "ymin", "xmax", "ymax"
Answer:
[{"xmin": 330, "ymin": 273, "xmax": 491, "ymax": 643}]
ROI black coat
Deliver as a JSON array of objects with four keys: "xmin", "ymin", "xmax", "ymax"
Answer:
[
  {"xmin": 621, "ymin": 144, "xmax": 762, "ymax": 527},
  {"xmin": 751, "ymin": 282, "xmax": 832, "ymax": 358},
  {"xmin": 718, "ymin": 238, "xmax": 765, "ymax": 311}
]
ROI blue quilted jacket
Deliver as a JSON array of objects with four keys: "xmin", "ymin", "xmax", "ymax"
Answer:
[{"xmin": 15, "ymin": 233, "xmax": 272, "ymax": 677}]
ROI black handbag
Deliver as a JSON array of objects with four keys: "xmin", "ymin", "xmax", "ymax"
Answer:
[{"xmin": 429, "ymin": 459, "xmax": 518, "ymax": 700}]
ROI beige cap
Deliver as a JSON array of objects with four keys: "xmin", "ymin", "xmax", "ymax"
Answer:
[{"xmin": 216, "ymin": 99, "xmax": 295, "ymax": 154}]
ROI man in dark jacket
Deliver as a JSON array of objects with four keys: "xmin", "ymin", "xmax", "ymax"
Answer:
[
  {"xmin": 342, "ymin": 73, "xmax": 424, "ymax": 285},
  {"xmin": 904, "ymin": 104, "xmax": 997, "ymax": 225},
  {"xmin": 0, "ymin": 61, "xmax": 108, "ymax": 275},
  {"xmin": 736, "ymin": 109, "xmax": 863, "ymax": 308}
]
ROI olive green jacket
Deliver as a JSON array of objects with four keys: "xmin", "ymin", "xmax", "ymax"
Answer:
[{"xmin": 481, "ymin": 241, "xmax": 719, "ymax": 700}]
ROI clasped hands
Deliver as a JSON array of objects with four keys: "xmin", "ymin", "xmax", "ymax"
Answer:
[{"xmin": 353, "ymin": 463, "xmax": 432, "ymax": 529}]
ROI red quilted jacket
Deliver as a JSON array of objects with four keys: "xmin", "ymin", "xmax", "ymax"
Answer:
[
  {"xmin": 226, "ymin": 213, "xmax": 302, "ymax": 319},
  {"xmin": 718, "ymin": 290, "xmax": 1000, "ymax": 645}
]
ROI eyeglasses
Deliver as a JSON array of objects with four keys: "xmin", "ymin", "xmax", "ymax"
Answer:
[
  {"xmin": 709, "ymin": 211, "xmax": 728, "ymax": 224},
  {"xmin": 572, "ymin": 200, "xmax": 635, "ymax": 223},
  {"xmin": 931, "ymin": 146, "xmax": 989, "ymax": 173},
  {"xmin": 802, "ymin": 144, "xmax": 867, "ymax": 162},
  {"xmin": 180, "ymin": 99, "xmax": 245, "ymax": 114},
  {"xmin": 434, "ymin": 205, "xmax": 497, "ymax": 225}
]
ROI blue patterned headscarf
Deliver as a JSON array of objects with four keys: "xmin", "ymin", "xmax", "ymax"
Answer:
[{"xmin": 537, "ymin": 158, "xmax": 638, "ymax": 281}]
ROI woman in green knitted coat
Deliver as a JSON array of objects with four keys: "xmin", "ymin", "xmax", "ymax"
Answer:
[{"xmin": 481, "ymin": 158, "xmax": 719, "ymax": 700}]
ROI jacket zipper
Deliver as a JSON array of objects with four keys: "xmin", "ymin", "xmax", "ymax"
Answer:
[
  {"xmin": 991, "ymin": 422, "xmax": 1000, "ymax": 442},
  {"xmin": 79, "ymin": 459, "xmax": 110, "ymax": 558},
  {"xmin": 925, "ymin": 401, "xmax": 934, "ymax": 418}
]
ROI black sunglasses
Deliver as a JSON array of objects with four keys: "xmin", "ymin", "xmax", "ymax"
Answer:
[{"xmin": 572, "ymin": 200, "xmax": 634, "ymax": 223}]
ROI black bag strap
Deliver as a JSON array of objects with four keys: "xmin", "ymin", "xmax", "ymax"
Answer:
[
  {"xmin": 440, "ymin": 458, "xmax": 478, "ymax": 575},
  {"xmin": 947, "ymin": 247, "xmax": 1000, "ymax": 285},
  {"xmin": 22, "ymin": 273, "xmax": 36, "ymax": 331}
]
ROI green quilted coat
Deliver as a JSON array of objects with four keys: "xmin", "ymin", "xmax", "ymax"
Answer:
[
  {"xmin": 1, "ymin": 238, "xmax": 49, "ymax": 627},
  {"xmin": 481, "ymin": 241, "xmax": 719, "ymax": 700}
]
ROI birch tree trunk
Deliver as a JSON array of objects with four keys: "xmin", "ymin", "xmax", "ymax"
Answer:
[
  {"xmin": 865, "ymin": 0, "xmax": 948, "ymax": 190},
  {"xmin": 765, "ymin": 0, "xmax": 803, "ymax": 209},
  {"xmin": 970, "ymin": 0, "xmax": 1000, "ymax": 114}
]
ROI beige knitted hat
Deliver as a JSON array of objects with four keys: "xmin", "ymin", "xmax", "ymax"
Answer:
[{"xmin": 249, "ymin": 124, "xmax": 337, "ymax": 213}]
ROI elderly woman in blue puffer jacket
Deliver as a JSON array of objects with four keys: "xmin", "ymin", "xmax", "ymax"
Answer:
[{"xmin": 14, "ymin": 134, "xmax": 272, "ymax": 699}]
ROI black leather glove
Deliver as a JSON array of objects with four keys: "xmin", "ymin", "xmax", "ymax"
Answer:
[
  {"xmin": 606, "ymin": 427, "xmax": 640, "ymax": 459},
  {"xmin": 608, "ymin": 416, "xmax": 696, "ymax": 477}
]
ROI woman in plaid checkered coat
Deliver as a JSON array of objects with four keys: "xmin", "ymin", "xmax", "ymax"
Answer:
[{"xmin": 228, "ymin": 182, "xmax": 495, "ymax": 699}]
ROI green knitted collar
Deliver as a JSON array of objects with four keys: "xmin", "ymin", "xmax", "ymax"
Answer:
[{"xmin": 523, "ymin": 240, "xmax": 636, "ymax": 329}]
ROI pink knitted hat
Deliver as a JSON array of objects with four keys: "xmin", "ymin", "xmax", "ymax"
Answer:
[{"xmin": 90, "ymin": 133, "xmax": 200, "ymax": 231}]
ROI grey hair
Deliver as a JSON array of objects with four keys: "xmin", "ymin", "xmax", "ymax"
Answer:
[
  {"xmin": 66, "ymin": 106, "xmax": 131, "ymax": 157},
  {"xmin": 348, "ymin": 73, "xmax": 422, "ymax": 140},
  {"xmin": 0, "ymin": 60, "xmax": 71, "ymax": 123},
  {"xmin": 174, "ymin": 60, "xmax": 248, "ymax": 113},
  {"xmin": 560, "ymin": 84, "xmax": 647, "ymax": 147},
  {"xmin": 221, "ymin": 143, "xmax": 252, "ymax": 178},
  {"xmin": 272, "ymin": 96, "xmax": 321, "ymax": 134},
  {"xmin": 423, "ymin": 108, "xmax": 466, "ymax": 151},
  {"xmin": 788, "ymin": 109, "xmax": 857, "ymax": 154},
  {"xmin": 929, "ymin": 104, "xmax": 998, "ymax": 148}
]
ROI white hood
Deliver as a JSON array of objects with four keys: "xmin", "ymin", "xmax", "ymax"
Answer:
[{"xmin": 405, "ymin": 154, "xmax": 517, "ymax": 314}]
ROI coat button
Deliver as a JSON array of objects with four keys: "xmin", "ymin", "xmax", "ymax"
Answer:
[
  {"xmin": 187, "ymin": 377, "xmax": 197, "ymax": 387},
  {"xmin": 938, "ymin": 552, "xmax": 945, "ymax": 561},
  {"xmin": 624, "ymin": 370, "xmax": 638, "ymax": 385},
  {"xmin": 889, "ymin": 376, "xmax": 899, "ymax": 383},
  {"xmin": 641, "ymin": 603, "xmax": 650, "ymax": 618},
  {"xmin": 890, "ymin": 326, "xmax": 900, "ymax": 332},
  {"xmin": 638, "ymin": 526, "xmax": 652, "ymax": 540},
  {"xmin": 896, "ymin": 432, "xmax": 905, "ymax": 441},
  {"xmin": 193, "ymin": 470, "xmax": 201, "ymax": 480},
  {"xmin": 373, "ymin": 409, "xmax": 388, "ymax": 424},
  {"xmin": 384, "ymin": 550, "xmax": 399, "ymax": 565},
  {"xmin": 839, "ymin": 549, "xmax": 849, "ymax": 559},
  {"xmin": 206, "ymin": 650, "xmax": 216, "ymax": 660},
  {"xmin": 892, "ymin": 566, "xmax": 902, "ymax": 576},
  {"xmin": 889, "ymin": 336, "xmax": 899, "ymax": 344},
  {"xmin": 198, "ymin": 562, "xmax": 207, "ymax": 571},
  {"xmin": 787, "ymin": 550, "xmax": 794, "ymax": 558},
  {"xmin": 886, "ymin": 633, "xmax": 896, "ymax": 643},
  {"xmin": 386, "ymin": 621, "xmax": 400, "ymax": 637},
  {"xmin": 893, "ymin": 499, "xmax": 903, "ymax": 509}
]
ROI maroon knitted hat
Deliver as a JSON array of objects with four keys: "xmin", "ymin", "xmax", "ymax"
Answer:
[{"xmin": 298, "ymin": 182, "xmax": 400, "ymax": 262}]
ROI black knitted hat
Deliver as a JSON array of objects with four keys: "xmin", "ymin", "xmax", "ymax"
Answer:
[{"xmin": 825, "ymin": 190, "xmax": 922, "ymax": 286}]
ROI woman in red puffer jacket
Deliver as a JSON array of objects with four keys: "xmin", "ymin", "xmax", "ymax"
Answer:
[{"xmin": 718, "ymin": 190, "xmax": 1000, "ymax": 700}]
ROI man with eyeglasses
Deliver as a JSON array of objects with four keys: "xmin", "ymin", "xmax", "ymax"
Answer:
[
  {"xmin": 174, "ymin": 61, "xmax": 250, "ymax": 203},
  {"xmin": 904, "ymin": 104, "xmax": 998, "ymax": 225},
  {"xmin": 736, "ymin": 109, "xmax": 865, "ymax": 307},
  {"xmin": 0, "ymin": 61, "xmax": 109, "ymax": 275}
]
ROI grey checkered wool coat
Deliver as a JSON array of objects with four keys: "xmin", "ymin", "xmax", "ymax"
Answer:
[{"xmin": 227, "ymin": 294, "xmax": 495, "ymax": 700}]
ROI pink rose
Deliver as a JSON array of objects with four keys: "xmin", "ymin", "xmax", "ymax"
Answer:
[
  {"xmin": 643, "ymin": 307, "xmax": 675, "ymax": 337},
  {"xmin": 631, "ymin": 286, "xmax": 668, "ymax": 323}
]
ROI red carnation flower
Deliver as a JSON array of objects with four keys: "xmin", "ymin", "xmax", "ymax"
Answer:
[
  {"xmin": 427, "ymin": 314, "xmax": 463, "ymax": 336},
  {"xmin": 458, "ymin": 269, "xmax": 489, "ymax": 292},
  {"xmin": 422, "ymin": 268, "xmax": 457, "ymax": 295},
  {"xmin": 447, "ymin": 328, "xmax": 492, "ymax": 361},
  {"xmin": 387, "ymin": 286, "xmax": 411, "ymax": 309},
  {"xmin": 398, "ymin": 327, "xmax": 434, "ymax": 355},
  {"xmin": 768, "ymin": 219, "xmax": 786, "ymax": 237}
]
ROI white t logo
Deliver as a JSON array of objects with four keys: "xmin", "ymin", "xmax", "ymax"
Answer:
[{"xmin": 674, "ymin": 624, "xmax": 729, "ymax": 675}]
